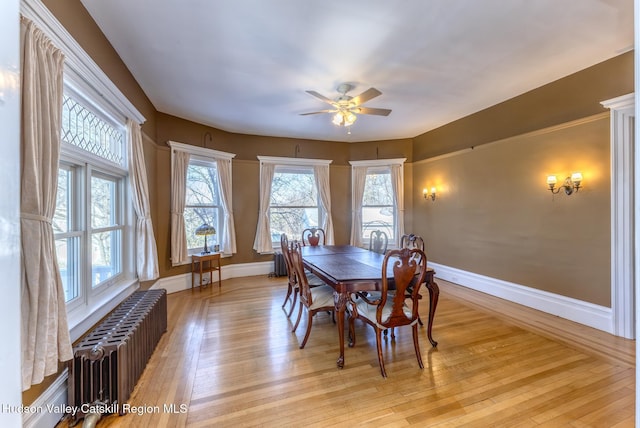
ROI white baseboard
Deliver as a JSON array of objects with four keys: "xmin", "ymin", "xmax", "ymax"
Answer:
[
  {"xmin": 23, "ymin": 369, "xmax": 68, "ymax": 428},
  {"xmin": 430, "ymin": 262, "xmax": 613, "ymax": 334},
  {"xmin": 152, "ymin": 261, "xmax": 272, "ymax": 294}
]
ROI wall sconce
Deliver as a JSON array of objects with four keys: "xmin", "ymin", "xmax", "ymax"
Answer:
[
  {"xmin": 423, "ymin": 187, "xmax": 436, "ymax": 201},
  {"xmin": 546, "ymin": 172, "xmax": 583, "ymax": 195}
]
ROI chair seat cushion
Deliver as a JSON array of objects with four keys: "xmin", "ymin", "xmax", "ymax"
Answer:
[
  {"xmin": 309, "ymin": 284, "xmax": 335, "ymax": 310},
  {"xmin": 306, "ymin": 271, "xmax": 325, "ymax": 287},
  {"xmin": 351, "ymin": 295, "xmax": 414, "ymax": 329}
]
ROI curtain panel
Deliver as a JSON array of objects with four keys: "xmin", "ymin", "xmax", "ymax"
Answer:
[
  {"xmin": 349, "ymin": 166, "xmax": 368, "ymax": 247},
  {"xmin": 215, "ymin": 156, "xmax": 237, "ymax": 254},
  {"xmin": 127, "ymin": 119, "xmax": 159, "ymax": 280},
  {"xmin": 390, "ymin": 164, "xmax": 405, "ymax": 241},
  {"xmin": 253, "ymin": 162, "xmax": 276, "ymax": 254},
  {"xmin": 170, "ymin": 150, "xmax": 190, "ymax": 265},
  {"xmin": 314, "ymin": 164, "xmax": 335, "ymax": 245},
  {"xmin": 20, "ymin": 17, "xmax": 73, "ymax": 389}
]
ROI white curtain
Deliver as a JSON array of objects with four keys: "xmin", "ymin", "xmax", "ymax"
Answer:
[
  {"xmin": 127, "ymin": 119, "xmax": 159, "ymax": 280},
  {"xmin": 314, "ymin": 164, "xmax": 334, "ymax": 245},
  {"xmin": 215, "ymin": 156, "xmax": 237, "ymax": 254},
  {"xmin": 349, "ymin": 166, "xmax": 368, "ymax": 247},
  {"xmin": 253, "ymin": 162, "xmax": 276, "ymax": 253},
  {"xmin": 390, "ymin": 163, "xmax": 405, "ymax": 242},
  {"xmin": 20, "ymin": 17, "xmax": 73, "ymax": 389},
  {"xmin": 170, "ymin": 150, "xmax": 190, "ymax": 265}
]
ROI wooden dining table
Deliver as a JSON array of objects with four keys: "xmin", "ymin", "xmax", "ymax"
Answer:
[{"xmin": 300, "ymin": 244, "xmax": 439, "ymax": 369}]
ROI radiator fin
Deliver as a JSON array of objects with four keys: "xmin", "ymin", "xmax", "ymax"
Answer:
[
  {"xmin": 273, "ymin": 251, "xmax": 288, "ymax": 277},
  {"xmin": 68, "ymin": 289, "xmax": 167, "ymax": 423}
]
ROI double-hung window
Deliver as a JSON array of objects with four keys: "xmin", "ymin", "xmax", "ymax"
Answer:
[
  {"xmin": 184, "ymin": 158, "xmax": 221, "ymax": 252},
  {"xmin": 54, "ymin": 88, "xmax": 134, "ymax": 322},
  {"xmin": 350, "ymin": 158, "xmax": 406, "ymax": 248},
  {"xmin": 361, "ymin": 167, "xmax": 395, "ymax": 241},
  {"xmin": 253, "ymin": 156, "xmax": 333, "ymax": 253},
  {"xmin": 169, "ymin": 141, "xmax": 236, "ymax": 262},
  {"xmin": 269, "ymin": 165, "xmax": 321, "ymax": 242}
]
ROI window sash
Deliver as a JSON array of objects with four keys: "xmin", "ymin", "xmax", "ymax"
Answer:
[{"xmin": 268, "ymin": 167, "xmax": 322, "ymax": 242}]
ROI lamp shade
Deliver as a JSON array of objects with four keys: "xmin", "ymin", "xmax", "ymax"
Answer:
[{"xmin": 195, "ymin": 223, "xmax": 216, "ymax": 236}]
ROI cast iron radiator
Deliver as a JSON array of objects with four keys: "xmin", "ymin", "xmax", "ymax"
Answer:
[
  {"xmin": 68, "ymin": 289, "xmax": 167, "ymax": 423},
  {"xmin": 272, "ymin": 251, "xmax": 288, "ymax": 277}
]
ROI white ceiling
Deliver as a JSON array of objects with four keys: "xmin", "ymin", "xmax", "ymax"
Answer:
[{"xmin": 80, "ymin": 0, "xmax": 633, "ymax": 143}]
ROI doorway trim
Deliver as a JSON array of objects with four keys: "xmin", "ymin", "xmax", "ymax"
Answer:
[{"xmin": 601, "ymin": 93, "xmax": 635, "ymax": 339}]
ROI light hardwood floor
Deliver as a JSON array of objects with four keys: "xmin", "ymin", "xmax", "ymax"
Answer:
[{"xmin": 63, "ymin": 275, "xmax": 635, "ymax": 427}]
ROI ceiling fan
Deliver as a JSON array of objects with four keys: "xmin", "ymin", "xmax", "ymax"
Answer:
[{"xmin": 300, "ymin": 83, "xmax": 391, "ymax": 127}]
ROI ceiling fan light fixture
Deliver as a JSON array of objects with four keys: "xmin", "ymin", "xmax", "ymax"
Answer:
[
  {"xmin": 344, "ymin": 111, "xmax": 357, "ymax": 126},
  {"xmin": 332, "ymin": 110, "xmax": 357, "ymax": 127}
]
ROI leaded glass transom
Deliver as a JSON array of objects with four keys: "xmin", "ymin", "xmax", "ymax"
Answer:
[{"xmin": 61, "ymin": 94, "xmax": 124, "ymax": 166}]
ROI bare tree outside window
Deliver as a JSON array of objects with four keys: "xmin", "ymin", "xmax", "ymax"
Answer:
[
  {"xmin": 269, "ymin": 169, "xmax": 319, "ymax": 241},
  {"xmin": 362, "ymin": 171, "xmax": 395, "ymax": 240},
  {"xmin": 185, "ymin": 162, "xmax": 220, "ymax": 250}
]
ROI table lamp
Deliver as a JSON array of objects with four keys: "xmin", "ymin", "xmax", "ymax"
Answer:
[{"xmin": 195, "ymin": 223, "xmax": 216, "ymax": 254}]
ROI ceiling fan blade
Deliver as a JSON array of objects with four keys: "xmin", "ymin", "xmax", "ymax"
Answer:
[
  {"xmin": 356, "ymin": 107, "xmax": 392, "ymax": 116},
  {"xmin": 299, "ymin": 109, "xmax": 336, "ymax": 116},
  {"xmin": 351, "ymin": 87, "xmax": 382, "ymax": 106},
  {"xmin": 305, "ymin": 90, "xmax": 336, "ymax": 105}
]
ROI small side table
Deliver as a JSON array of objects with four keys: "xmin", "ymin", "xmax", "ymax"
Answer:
[{"xmin": 191, "ymin": 252, "xmax": 222, "ymax": 291}]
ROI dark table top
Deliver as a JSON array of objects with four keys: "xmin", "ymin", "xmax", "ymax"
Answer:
[{"xmin": 301, "ymin": 245, "xmax": 434, "ymax": 285}]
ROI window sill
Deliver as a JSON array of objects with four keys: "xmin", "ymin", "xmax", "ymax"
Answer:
[{"xmin": 67, "ymin": 278, "xmax": 139, "ymax": 342}]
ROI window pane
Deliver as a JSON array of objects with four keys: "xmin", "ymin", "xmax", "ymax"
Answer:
[
  {"xmin": 91, "ymin": 230, "xmax": 121, "ymax": 287},
  {"xmin": 270, "ymin": 172, "xmax": 317, "ymax": 206},
  {"xmin": 362, "ymin": 207, "xmax": 394, "ymax": 239},
  {"xmin": 56, "ymin": 237, "xmax": 79, "ymax": 302},
  {"xmin": 270, "ymin": 207, "xmax": 319, "ymax": 241},
  {"xmin": 91, "ymin": 175, "xmax": 116, "ymax": 228},
  {"xmin": 54, "ymin": 168, "xmax": 71, "ymax": 234},
  {"xmin": 184, "ymin": 207, "xmax": 218, "ymax": 250},
  {"xmin": 363, "ymin": 172, "xmax": 393, "ymax": 205},
  {"xmin": 186, "ymin": 164, "xmax": 217, "ymax": 206},
  {"xmin": 61, "ymin": 94, "xmax": 125, "ymax": 166}
]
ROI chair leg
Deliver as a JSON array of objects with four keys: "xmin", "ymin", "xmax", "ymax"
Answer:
[
  {"xmin": 282, "ymin": 283, "xmax": 293, "ymax": 308},
  {"xmin": 286, "ymin": 289, "xmax": 298, "ymax": 318},
  {"xmin": 348, "ymin": 314, "xmax": 356, "ymax": 347},
  {"xmin": 299, "ymin": 311, "xmax": 313, "ymax": 349},
  {"xmin": 412, "ymin": 324, "xmax": 424, "ymax": 369},
  {"xmin": 417, "ymin": 316, "xmax": 423, "ymax": 326},
  {"xmin": 291, "ymin": 302, "xmax": 303, "ymax": 333},
  {"xmin": 375, "ymin": 328, "xmax": 387, "ymax": 378}
]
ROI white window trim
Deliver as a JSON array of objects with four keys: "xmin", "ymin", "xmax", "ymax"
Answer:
[
  {"xmin": 21, "ymin": 0, "xmax": 144, "ymax": 341},
  {"xmin": 258, "ymin": 155, "xmax": 332, "ymax": 249},
  {"xmin": 349, "ymin": 158, "xmax": 406, "ymax": 167},
  {"xmin": 168, "ymin": 140, "xmax": 236, "ymax": 262},
  {"xmin": 350, "ymin": 158, "xmax": 406, "ymax": 248},
  {"xmin": 168, "ymin": 140, "xmax": 235, "ymax": 160}
]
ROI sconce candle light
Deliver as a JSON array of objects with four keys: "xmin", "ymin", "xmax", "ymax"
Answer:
[
  {"xmin": 546, "ymin": 172, "xmax": 582, "ymax": 195},
  {"xmin": 423, "ymin": 187, "xmax": 436, "ymax": 201}
]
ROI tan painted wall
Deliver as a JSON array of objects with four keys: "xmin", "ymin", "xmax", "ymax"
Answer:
[
  {"xmin": 153, "ymin": 113, "xmax": 376, "ymax": 276},
  {"xmin": 413, "ymin": 51, "xmax": 633, "ymax": 160},
  {"xmin": 413, "ymin": 114, "xmax": 611, "ymax": 306}
]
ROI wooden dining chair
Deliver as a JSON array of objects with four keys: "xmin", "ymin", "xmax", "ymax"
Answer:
[
  {"xmin": 301, "ymin": 227, "xmax": 326, "ymax": 246},
  {"xmin": 400, "ymin": 233, "xmax": 426, "ymax": 327},
  {"xmin": 400, "ymin": 233, "xmax": 425, "ymax": 252},
  {"xmin": 368, "ymin": 230, "xmax": 388, "ymax": 254},
  {"xmin": 280, "ymin": 234, "xmax": 324, "ymax": 319},
  {"xmin": 347, "ymin": 247, "xmax": 427, "ymax": 377},
  {"xmin": 280, "ymin": 233, "xmax": 299, "ymax": 317},
  {"xmin": 289, "ymin": 242, "xmax": 336, "ymax": 349}
]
